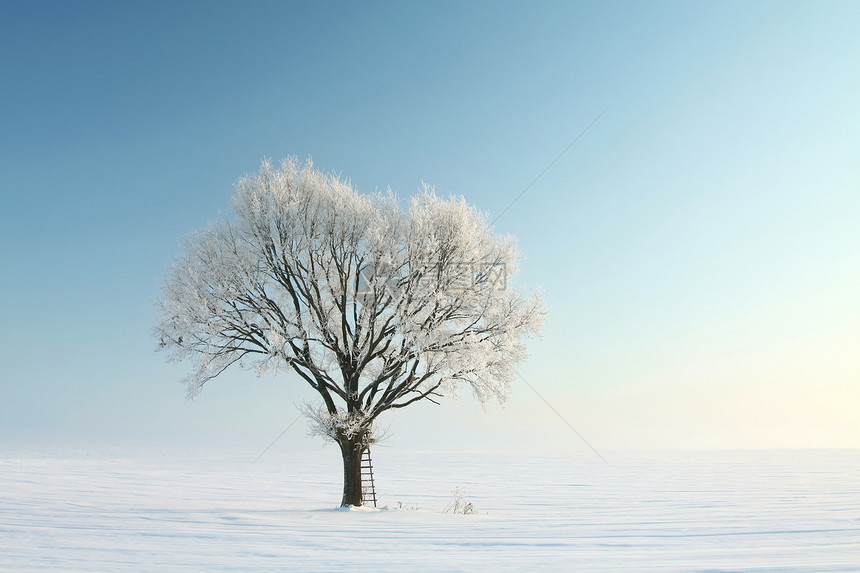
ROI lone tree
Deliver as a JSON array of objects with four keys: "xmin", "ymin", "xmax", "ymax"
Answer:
[{"xmin": 157, "ymin": 158, "xmax": 543, "ymax": 506}]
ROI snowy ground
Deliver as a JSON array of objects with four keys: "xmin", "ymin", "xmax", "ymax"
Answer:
[{"xmin": 1, "ymin": 447, "xmax": 858, "ymax": 571}]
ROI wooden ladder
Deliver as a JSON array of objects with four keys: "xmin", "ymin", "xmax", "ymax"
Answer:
[{"xmin": 360, "ymin": 447, "xmax": 378, "ymax": 508}]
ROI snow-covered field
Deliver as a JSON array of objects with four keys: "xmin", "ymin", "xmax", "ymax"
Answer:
[{"xmin": 1, "ymin": 448, "xmax": 858, "ymax": 571}]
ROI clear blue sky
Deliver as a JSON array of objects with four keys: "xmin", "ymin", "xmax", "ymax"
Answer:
[{"xmin": 2, "ymin": 1, "xmax": 858, "ymax": 453}]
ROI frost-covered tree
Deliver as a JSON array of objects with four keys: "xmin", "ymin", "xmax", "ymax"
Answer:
[{"xmin": 156, "ymin": 158, "xmax": 543, "ymax": 506}]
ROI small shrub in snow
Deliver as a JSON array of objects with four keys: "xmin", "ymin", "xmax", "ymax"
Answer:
[{"xmin": 443, "ymin": 487, "xmax": 476, "ymax": 515}]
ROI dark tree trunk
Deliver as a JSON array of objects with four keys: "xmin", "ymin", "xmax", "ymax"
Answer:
[{"xmin": 339, "ymin": 439, "xmax": 365, "ymax": 507}]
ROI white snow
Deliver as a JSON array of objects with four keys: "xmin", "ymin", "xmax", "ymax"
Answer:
[{"xmin": 1, "ymin": 448, "xmax": 858, "ymax": 571}]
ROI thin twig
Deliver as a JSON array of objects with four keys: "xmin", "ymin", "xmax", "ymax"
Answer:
[
  {"xmin": 255, "ymin": 111, "xmax": 301, "ymax": 156},
  {"xmin": 492, "ymin": 107, "xmax": 608, "ymax": 225},
  {"xmin": 254, "ymin": 412, "xmax": 304, "ymax": 462},
  {"xmin": 515, "ymin": 369, "xmax": 609, "ymax": 464}
]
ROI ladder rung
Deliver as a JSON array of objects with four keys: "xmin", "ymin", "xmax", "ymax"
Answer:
[{"xmin": 360, "ymin": 448, "xmax": 378, "ymax": 508}]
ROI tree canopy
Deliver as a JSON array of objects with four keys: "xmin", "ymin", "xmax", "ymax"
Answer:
[{"xmin": 157, "ymin": 158, "xmax": 543, "ymax": 504}]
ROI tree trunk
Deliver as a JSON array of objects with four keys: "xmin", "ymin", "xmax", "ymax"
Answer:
[{"xmin": 339, "ymin": 439, "xmax": 365, "ymax": 507}]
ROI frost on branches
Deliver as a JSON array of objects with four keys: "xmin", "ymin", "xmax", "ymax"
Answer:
[
  {"xmin": 302, "ymin": 403, "xmax": 380, "ymax": 446},
  {"xmin": 156, "ymin": 158, "xmax": 544, "ymax": 506}
]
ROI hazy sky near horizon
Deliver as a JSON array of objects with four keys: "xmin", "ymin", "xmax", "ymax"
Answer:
[{"xmin": 2, "ymin": 1, "xmax": 859, "ymax": 454}]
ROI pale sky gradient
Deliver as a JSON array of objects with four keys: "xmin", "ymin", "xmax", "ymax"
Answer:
[{"xmin": 2, "ymin": 1, "xmax": 858, "ymax": 455}]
